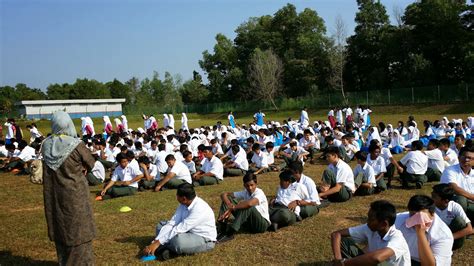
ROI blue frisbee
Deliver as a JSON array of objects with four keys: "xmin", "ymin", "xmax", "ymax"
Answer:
[{"xmin": 140, "ymin": 255, "xmax": 156, "ymax": 262}]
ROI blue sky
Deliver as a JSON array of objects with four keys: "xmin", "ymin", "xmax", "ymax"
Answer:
[{"xmin": 0, "ymin": 0, "xmax": 415, "ymax": 90}]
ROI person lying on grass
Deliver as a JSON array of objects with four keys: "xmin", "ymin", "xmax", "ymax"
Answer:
[
  {"xmin": 142, "ymin": 183, "xmax": 217, "ymax": 261},
  {"xmin": 331, "ymin": 200, "xmax": 411, "ymax": 266},
  {"xmin": 216, "ymin": 172, "xmax": 270, "ymax": 243}
]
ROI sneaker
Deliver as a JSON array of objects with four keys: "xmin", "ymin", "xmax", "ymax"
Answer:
[
  {"xmin": 415, "ymin": 182, "xmax": 423, "ymax": 189},
  {"xmin": 269, "ymin": 223, "xmax": 278, "ymax": 232},
  {"xmin": 95, "ymin": 195, "xmax": 103, "ymax": 201},
  {"xmin": 217, "ymin": 234, "xmax": 234, "ymax": 244},
  {"xmin": 296, "ymin": 215, "xmax": 303, "ymax": 222}
]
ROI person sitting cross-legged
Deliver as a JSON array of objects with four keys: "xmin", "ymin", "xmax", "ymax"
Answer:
[
  {"xmin": 192, "ymin": 146, "xmax": 223, "ymax": 186},
  {"xmin": 142, "ymin": 183, "xmax": 217, "ymax": 261},
  {"xmin": 154, "ymin": 154, "xmax": 192, "ymax": 191},
  {"xmin": 216, "ymin": 172, "xmax": 270, "ymax": 243},
  {"xmin": 319, "ymin": 146, "xmax": 355, "ymax": 202}
]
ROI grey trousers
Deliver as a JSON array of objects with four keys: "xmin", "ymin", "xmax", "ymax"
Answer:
[
  {"xmin": 55, "ymin": 240, "xmax": 94, "ymax": 266},
  {"xmin": 155, "ymin": 222, "xmax": 215, "ymax": 255}
]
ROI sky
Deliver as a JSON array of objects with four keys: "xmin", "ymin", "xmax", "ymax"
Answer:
[{"xmin": 0, "ymin": 0, "xmax": 415, "ymax": 90}]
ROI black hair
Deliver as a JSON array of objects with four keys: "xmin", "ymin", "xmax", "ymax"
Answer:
[
  {"xmin": 279, "ymin": 169, "xmax": 294, "ymax": 182},
  {"xmin": 459, "ymin": 145, "xmax": 474, "ymax": 157},
  {"xmin": 231, "ymin": 145, "xmax": 240, "ymax": 154},
  {"xmin": 210, "ymin": 138, "xmax": 217, "ymax": 144},
  {"xmin": 246, "ymin": 137, "xmax": 255, "ymax": 144},
  {"xmin": 325, "ymin": 136, "xmax": 334, "ymax": 143},
  {"xmin": 165, "ymin": 154, "xmax": 176, "ymax": 161},
  {"xmin": 370, "ymin": 200, "xmax": 397, "ymax": 226},
  {"xmin": 411, "ymin": 140, "xmax": 423, "ymax": 151},
  {"xmin": 230, "ymin": 139, "xmax": 238, "ymax": 146},
  {"xmin": 432, "ymin": 184, "xmax": 454, "ymax": 201},
  {"xmin": 368, "ymin": 144, "xmax": 380, "ymax": 153},
  {"xmin": 120, "ymin": 145, "xmax": 128, "ymax": 152},
  {"xmin": 116, "ymin": 152, "xmax": 128, "ymax": 163},
  {"xmin": 176, "ymin": 183, "xmax": 196, "ymax": 200},
  {"xmin": 354, "ymin": 151, "xmax": 368, "ymax": 162},
  {"xmin": 158, "ymin": 143, "xmax": 166, "ymax": 151},
  {"xmin": 439, "ymin": 138, "xmax": 450, "ymax": 147},
  {"xmin": 428, "ymin": 139, "xmax": 440, "ymax": 148},
  {"xmin": 137, "ymin": 155, "xmax": 150, "ymax": 164},
  {"xmin": 18, "ymin": 140, "xmax": 28, "ymax": 150},
  {"xmin": 202, "ymin": 146, "xmax": 213, "ymax": 152},
  {"xmin": 289, "ymin": 161, "xmax": 303, "ymax": 174},
  {"xmin": 182, "ymin": 150, "xmax": 192, "ymax": 158},
  {"xmin": 252, "ymin": 143, "xmax": 261, "ymax": 151},
  {"xmin": 265, "ymin": 142, "xmax": 274, "ymax": 149},
  {"xmin": 455, "ymin": 134, "xmax": 465, "ymax": 141},
  {"xmin": 243, "ymin": 172, "xmax": 257, "ymax": 184},
  {"xmin": 407, "ymin": 195, "xmax": 435, "ymax": 214},
  {"xmin": 134, "ymin": 141, "xmax": 142, "ymax": 150},
  {"xmin": 126, "ymin": 150, "xmax": 135, "ymax": 160},
  {"xmin": 326, "ymin": 146, "xmax": 340, "ymax": 157}
]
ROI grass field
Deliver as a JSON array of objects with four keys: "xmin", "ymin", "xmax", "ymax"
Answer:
[{"xmin": 1, "ymin": 104, "xmax": 473, "ymax": 265}]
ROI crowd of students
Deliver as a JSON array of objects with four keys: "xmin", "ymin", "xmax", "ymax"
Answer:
[{"xmin": 1, "ymin": 108, "xmax": 474, "ymax": 265}]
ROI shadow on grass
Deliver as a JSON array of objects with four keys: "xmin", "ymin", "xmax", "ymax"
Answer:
[
  {"xmin": 298, "ymin": 262, "xmax": 332, "ymax": 266},
  {"xmin": 115, "ymin": 235, "xmax": 151, "ymax": 250},
  {"xmin": 0, "ymin": 250, "xmax": 56, "ymax": 266},
  {"xmin": 344, "ymin": 216, "xmax": 366, "ymax": 224},
  {"xmin": 440, "ymin": 104, "xmax": 474, "ymax": 115}
]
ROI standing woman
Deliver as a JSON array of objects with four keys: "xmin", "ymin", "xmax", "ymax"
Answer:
[
  {"xmin": 328, "ymin": 107, "xmax": 336, "ymax": 129},
  {"xmin": 41, "ymin": 111, "xmax": 97, "ymax": 265},
  {"xmin": 121, "ymin": 115, "xmax": 128, "ymax": 132},
  {"xmin": 103, "ymin": 116, "xmax": 113, "ymax": 136},
  {"xmin": 228, "ymin": 111, "xmax": 236, "ymax": 129},
  {"xmin": 181, "ymin": 112, "xmax": 189, "ymax": 130}
]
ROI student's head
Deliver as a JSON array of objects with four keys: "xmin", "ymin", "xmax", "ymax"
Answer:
[
  {"xmin": 210, "ymin": 138, "xmax": 217, "ymax": 146},
  {"xmin": 367, "ymin": 200, "xmax": 397, "ymax": 232},
  {"xmin": 252, "ymin": 143, "xmax": 261, "ymax": 153},
  {"xmin": 18, "ymin": 140, "xmax": 28, "ymax": 150},
  {"xmin": 439, "ymin": 138, "xmax": 450, "ymax": 151},
  {"xmin": 265, "ymin": 141, "xmax": 274, "ymax": 152},
  {"xmin": 279, "ymin": 170, "xmax": 294, "ymax": 189},
  {"xmin": 176, "ymin": 183, "xmax": 196, "ymax": 205},
  {"xmin": 134, "ymin": 141, "xmax": 142, "ymax": 150},
  {"xmin": 410, "ymin": 140, "xmax": 423, "ymax": 151},
  {"xmin": 158, "ymin": 143, "xmax": 166, "ymax": 151},
  {"xmin": 242, "ymin": 172, "xmax": 258, "ymax": 194},
  {"xmin": 407, "ymin": 195, "xmax": 435, "ymax": 216},
  {"xmin": 150, "ymin": 140, "xmax": 158, "ymax": 149},
  {"xmin": 454, "ymin": 134, "xmax": 465, "ymax": 148},
  {"xmin": 325, "ymin": 146, "xmax": 340, "ymax": 164},
  {"xmin": 229, "ymin": 145, "xmax": 239, "ymax": 155},
  {"xmin": 431, "ymin": 184, "xmax": 453, "ymax": 209},
  {"xmin": 368, "ymin": 144, "xmax": 381, "ymax": 159},
  {"xmin": 116, "ymin": 153, "xmax": 129, "ymax": 168},
  {"xmin": 289, "ymin": 161, "xmax": 303, "ymax": 180},
  {"xmin": 325, "ymin": 135, "xmax": 334, "ymax": 145},
  {"xmin": 458, "ymin": 145, "xmax": 474, "ymax": 169},
  {"xmin": 120, "ymin": 145, "xmax": 128, "ymax": 154},
  {"xmin": 246, "ymin": 137, "xmax": 255, "ymax": 145},
  {"xmin": 354, "ymin": 151, "xmax": 368, "ymax": 165},
  {"xmin": 165, "ymin": 154, "xmax": 176, "ymax": 168},
  {"xmin": 427, "ymin": 139, "xmax": 440, "ymax": 150},
  {"xmin": 182, "ymin": 150, "xmax": 193, "ymax": 162},
  {"xmin": 341, "ymin": 135, "xmax": 350, "ymax": 145},
  {"xmin": 138, "ymin": 155, "xmax": 150, "ymax": 166},
  {"xmin": 203, "ymin": 146, "xmax": 214, "ymax": 159},
  {"xmin": 289, "ymin": 141, "xmax": 298, "ymax": 151},
  {"xmin": 126, "ymin": 150, "xmax": 135, "ymax": 161},
  {"xmin": 5, "ymin": 143, "xmax": 15, "ymax": 152}
]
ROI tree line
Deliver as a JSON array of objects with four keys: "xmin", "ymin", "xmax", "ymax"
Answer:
[{"xmin": 1, "ymin": 0, "xmax": 472, "ymax": 114}]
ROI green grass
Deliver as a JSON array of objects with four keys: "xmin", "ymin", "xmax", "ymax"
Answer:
[{"xmin": 1, "ymin": 104, "xmax": 474, "ymax": 265}]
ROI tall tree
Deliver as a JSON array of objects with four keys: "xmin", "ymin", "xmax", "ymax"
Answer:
[
  {"xmin": 69, "ymin": 79, "xmax": 110, "ymax": 99},
  {"xmin": 106, "ymin": 79, "xmax": 131, "ymax": 104},
  {"xmin": 328, "ymin": 15, "xmax": 348, "ymax": 104},
  {"xmin": 47, "ymin": 83, "xmax": 71, "ymax": 100}
]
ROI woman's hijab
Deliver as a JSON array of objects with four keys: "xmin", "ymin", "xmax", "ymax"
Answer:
[{"xmin": 41, "ymin": 111, "xmax": 81, "ymax": 170}]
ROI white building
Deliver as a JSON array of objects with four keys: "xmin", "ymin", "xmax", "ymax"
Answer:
[{"xmin": 15, "ymin": 99, "xmax": 126, "ymax": 119}]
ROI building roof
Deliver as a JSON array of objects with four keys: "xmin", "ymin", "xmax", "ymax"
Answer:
[{"xmin": 15, "ymin": 99, "xmax": 126, "ymax": 106}]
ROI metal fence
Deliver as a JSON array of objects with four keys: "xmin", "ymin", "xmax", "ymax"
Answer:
[{"xmin": 123, "ymin": 83, "xmax": 473, "ymax": 115}]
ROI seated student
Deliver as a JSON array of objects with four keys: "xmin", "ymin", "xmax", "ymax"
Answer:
[
  {"xmin": 249, "ymin": 143, "xmax": 269, "ymax": 175},
  {"xmin": 319, "ymin": 146, "xmax": 355, "ymax": 202},
  {"xmin": 85, "ymin": 159, "xmax": 106, "ymax": 186},
  {"xmin": 269, "ymin": 170, "xmax": 309, "ymax": 231},
  {"xmin": 281, "ymin": 141, "xmax": 309, "ymax": 166},
  {"xmin": 340, "ymin": 135, "xmax": 359, "ymax": 161},
  {"xmin": 155, "ymin": 143, "xmax": 170, "ymax": 177},
  {"xmin": 96, "ymin": 153, "xmax": 143, "ymax": 200},
  {"xmin": 323, "ymin": 135, "xmax": 350, "ymax": 163},
  {"xmin": 137, "ymin": 156, "xmax": 159, "ymax": 190},
  {"xmin": 210, "ymin": 138, "xmax": 224, "ymax": 158},
  {"xmin": 192, "ymin": 146, "xmax": 223, "ymax": 186},
  {"xmin": 298, "ymin": 129, "xmax": 320, "ymax": 164},
  {"xmin": 431, "ymin": 184, "xmax": 473, "ymax": 250},
  {"xmin": 369, "ymin": 139, "xmax": 402, "ymax": 189},
  {"xmin": 98, "ymin": 140, "xmax": 119, "ymax": 169},
  {"xmin": 423, "ymin": 139, "xmax": 445, "ymax": 182},
  {"xmin": 142, "ymin": 183, "xmax": 217, "ymax": 261},
  {"xmin": 182, "ymin": 150, "xmax": 196, "ymax": 175},
  {"xmin": 439, "ymin": 138, "xmax": 459, "ymax": 166},
  {"xmin": 451, "ymin": 134, "xmax": 465, "ymax": 155},
  {"xmin": 440, "ymin": 145, "xmax": 474, "ymax": 221},
  {"xmin": 216, "ymin": 172, "xmax": 270, "ymax": 243},
  {"xmin": 223, "ymin": 145, "xmax": 248, "ymax": 177},
  {"xmin": 366, "ymin": 144, "xmax": 387, "ymax": 192},
  {"xmin": 330, "ymin": 200, "xmax": 410, "ymax": 266},
  {"xmin": 288, "ymin": 161, "xmax": 322, "ymax": 218},
  {"xmin": 154, "ymin": 154, "xmax": 192, "ymax": 191},
  {"xmin": 2, "ymin": 140, "xmax": 36, "ymax": 173},
  {"xmin": 352, "ymin": 151, "xmax": 377, "ymax": 196},
  {"xmin": 264, "ymin": 142, "xmax": 284, "ymax": 171},
  {"xmin": 395, "ymin": 195, "xmax": 453, "ymax": 265},
  {"xmin": 398, "ymin": 140, "xmax": 428, "ymax": 189}
]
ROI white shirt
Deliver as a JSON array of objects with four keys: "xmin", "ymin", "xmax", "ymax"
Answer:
[
  {"xmin": 168, "ymin": 161, "xmax": 192, "ymax": 184},
  {"xmin": 231, "ymin": 148, "xmax": 249, "ymax": 171},
  {"xmin": 349, "ymin": 224, "xmax": 411, "ymax": 266},
  {"xmin": 353, "ymin": 163, "xmax": 377, "ymax": 187},
  {"xmin": 154, "ymin": 150, "xmax": 170, "ymax": 173},
  {"xmin": 201, "ymin": 156, "xmax": 224, "ymax": 180},
  {"xmin": 328, "ymin": 159, "xmax": 356, "ymax": 192},
  {"xmin": 443, "ymin": 148, "xmax": 459, "ymax": 166},
  {"xmin": 111, "ymin": 164, "xmax": 143, "ymax": 188},
  {"xmin": 18, "ymin": 146, "xmax": 36, "ymax": 161},
  {"xmin": 367, "ymin": 156, "xmax": 387, "ymax": 175},
  {"xmin": 275, "ymin": 182, "xmax": 309, "ymax": 216},
  {"xmin": 182, "ymin": 160, "xmax": 196, "ymax": 174},
  {"xmin": 380, "ymin": 147, "xmax": 393, "ymax": 167},
  {"xmin": 251, "ymin": 151, "xmax": 268, "ymax": 168},
  {"xmin": 147, "ymin": 147, "xmax": 159, "ymax": 162},
  {"xmin": 441, "ymin": 164, "xmax": 474, "ymax": 195},
  {"xmin": 298, "ymin": 174, "xmax": 321, "ymax": 205},
  {"xmin": 395, "ymin": 212, "xmax": 453, "ymax": 265},
  {"xmin": 436, "ymin": 201, "xmax": 471, "ymax": 225},
  {"xmin": 105, "ymin": 146, "xmax": 120, "ymax": 162},
  {"xmin": 299, "ymin": 135, "xmax": 320, "ymax": 150},
  {"xmin": 424, "ymin": 149, "xmax": 445, "ymax": 172},
  {"xmin": 155, "ymin": 196, "xmax": 217, "ymax": 244},
  {"xmin": 91, "ymin": 160, "xmax": 105, "ymax": 181},
  {"xmin": 400, "ymin": 150, "xmax": 428, "ymax": 175},
  {"xmin": 234, "ymin": 188, "xmax": 270, "ymax": 223},
  {"xmin": 29, "ymin": 127, "xmax": 42, "ymax": 139}
]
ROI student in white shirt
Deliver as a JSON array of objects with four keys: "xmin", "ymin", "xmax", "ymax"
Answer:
[
  {"xmin": 423, "ymin": 139, "xmax": 445, "ymax": 182},
  {"xmin": 319, "ymin": 146, "xmax": 355, "ymax": 202},
  {"xmin": 331, "ymin": 200, "xmax": 410, "ymax": 266},
  {"xmin": 2, "ymin": 140, "xmax": 35, "ymax": 172},
  {"xmin": 137, "ymin": 156, "xmax": 159, "ymax": 190},
  {"xmin": 300, "ymin": 107, "xmax": 309, "ymax": 128},
  {"xmin": 182, "ymin": 150, "xmax": 196, "ymax": 175},
  {"xmin": 154, "ymin": 155, "xmax": 192, "ymax": 191},
  {"xmin": 98, "ymin": 153, "xmax": 143, "ymax": 200},
  {"xmin": 217, "ymin": 173, "xmax": 270, "ymax": 242},
  {"xmin": 398, "ymin": 140, "xmax": 428, "ymax": 189},
  {"xmin": 439, "ymin": 138, "xmax": 459, "ymax": 166},
  {"xmin": 143, "ymin": 184, "xmax": 216, "ymax": 261},
  {"xmin": 223, "ymin": 145, "xmax": 248, "ymax": 177},
  {"xmin": 289, "ymin": 161, "xmax": 322, "ymax": 218},
  {"xmin": 353, "ymin": 151, "xmax": 377, "ymax": 196},
  {"xmin": 298, "ymin": 129, "xmax": 320, "ymax": 163},
  {"xmin": 440, "ymin": 145, "xmax": 474, "ymax": 222},
  {"xmin": 154, "ymin": 144, "xmax": 170, "ymax": 176},
  {"xmin": 282, "ymin": 141, "xmax": 309, "ymax": 166},
  {"xmin": 395, "ymin": 195, "xmax": 453, "ymax": 265},
  {"xmin": 85, "ymin": 160, "xmax": 106, "ymax": 186},
  {"xmin": 249, "ymin": 143, "xmax": 269, "ymax": 175},
  {"xmin": 431, "ymin": 184, "xmax": 473, "ymax": 250},
  {"xmin": 367, "ymin": 144, "xmax": 387, "ymax": 191},
  {"xmin": 269, "ymin": 170, "xmax": 309, "ymax": 231},
  {"xmin": 193, "ymin": 146, "xmax": 223, "ymax": 186}
]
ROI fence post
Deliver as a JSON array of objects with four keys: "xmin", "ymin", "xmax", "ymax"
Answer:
[
  {"xmin": 328, "ymin": 94, "xmax": 331, "ymax": 107},
  {"xmin": 411, "ymin": 87, "xmax": 414, "ymax": 104},
  {"xmin": 437, "ymin": 85, "xmax": 440, "ymax": 102},
  {"xmin": 466, "ymin": 84, "xmax": 469, "ymax": 101},
  {"xmin": 366, "ymin": 91, "xmax": 369, "ymax": 105},
  {"xmin": 388, "ymin": 89, "xmax": 391, "ymax": 105}
]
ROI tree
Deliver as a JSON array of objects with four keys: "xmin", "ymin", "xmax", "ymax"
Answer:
[
  {"xmin": 69, "ymin": 79, "xmax": 110, "ymax": 99},
  {"xmin": 180, "ymin": 72, "xmax": 210, "ymax": 104},
  {"xmin": 328, "ymin": 15, "xmax": 348, "ymax": 104},
  {"xmin": 106, "ymin": 79, "xmax": 131, "ymax": 104},
  {"xmin": 47, "ymin": 83, "xmax": 71, "ymax": 100},
  {"xmin": 248, "ymin": 49, "xmax": 283, "ymax": 110}
]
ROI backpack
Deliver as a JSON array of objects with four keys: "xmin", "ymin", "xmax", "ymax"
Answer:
[{"xmin": 29, "ymin": 159, "xmax": 43, "ymax": 184}]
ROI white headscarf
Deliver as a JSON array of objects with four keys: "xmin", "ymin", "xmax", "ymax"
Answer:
[
  {"xmin": 390, "ymin": 129, "xmax": 404, "ymax": 147},
  {"xmin": 169, "ymin": 114, "xmax": 175, "ymax": 129},
  {"xmin": 163, "ymin": 114, "xmax": 169, "ymax": 128},
  {"xmin": 367, "ymin": 126, "xmax": 382, "ymax": 144},
  {"xmin": 85, "ymin": 117, "xmax": 95, "ymax": 135},
  {"xmin": 114, "ymin": 118, "xmax": 122, "ymax": 128},
  {"xmin": 181, "ymin": 113, "xmax": 188, "ymax": 130},
  {"xmin": 41, "ymin": 111, "xmax": 82, "ymax": 170},
  {"xmin": 121, "ymin": 115, "xmax": 128, "ymax": 131},
  {"xmin": 468, "ymin": 117, "xmax": 474, "ymax": 130},
  {"xmin": 103, "ymin": 116, "xmax": 111, "ymax": 129}
]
